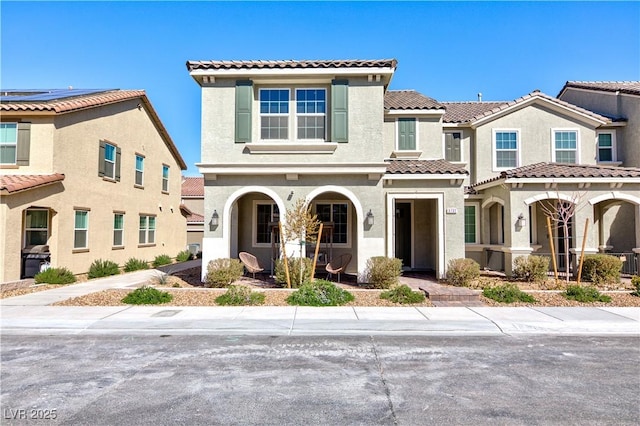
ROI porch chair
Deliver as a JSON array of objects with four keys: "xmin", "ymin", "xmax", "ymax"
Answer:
[
  {"xmin": 325, "ymin": 253, "xmax": 352, "ymax": 283},
  {"xmin": 239, "ymin": 252, "xmax": 264, "ymax": 280}
]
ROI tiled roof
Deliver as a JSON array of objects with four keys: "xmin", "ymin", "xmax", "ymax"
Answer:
[
  {"xmin": 0, "ymin": 173, "xmax": 65, "ymax": 194},
  {"xmin": 186, "ymin": 59, "xmax": 398, "ymax": 72},
  {"xmin": 181, "ymin": 176, "xmax": 204, "ymax": 197},
  {"xmin": 442, "ymin": 91, "xmax": 611, "ymax": 124},
  {"xmin": 386, "ymin": 159, "xmax": 468, "ymax": 175},
  {"xmin": 561, "ymin": 81, "xmax": 640, "ymax": 96},
  {"xmin": 474, "ymin": 162, "xmax": 640, "ymax": 188},
  {"xmin": 384, "ymin": 90, "xmax": 444, "ymax": 111},
  {"xmin": 186, "ymin": 212, "xmax": 204, "ymax": 224}
]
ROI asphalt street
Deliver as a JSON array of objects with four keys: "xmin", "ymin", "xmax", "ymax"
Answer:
[{"xmin": 1, "ymin": 334, "xmax": 638, "ymax": 425}]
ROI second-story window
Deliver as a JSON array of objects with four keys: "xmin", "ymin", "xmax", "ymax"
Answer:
[
  {"xmin": 397, "ymin": 118, "xmax": 416, "ymax": 150},
  {"xmin": 260, "ymin": 89, "xmax": 289, "ymax": 140},
  {"xmin": 162, "ymin": 165, "xmax": 170, "ymax": 192},
  {"xmin": 135, "ymin": 155, "xmax": 144, "ymax": 186},
  {"xmin": 296, "ymin": 89, "xmax": 326, "ymax": 139},
  {"xmin": 597, "ymin": 132, "xmax": 616, "ymax": 163},
  {"xmin": 494, "ymin": 130, "xmax": 519, "ymax": 169},
  {"xmin": 0, "ymin": 123, "xmax": 17, "ymax": 165},
  {"xmin": 553, "ymin": 130, "xmax": 578, "ymax": 164},
  {"xmin": 99, "ymin": 141, "xmax": 120, "ymax": 181}
]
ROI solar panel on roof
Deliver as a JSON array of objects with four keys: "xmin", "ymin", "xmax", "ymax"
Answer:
[{"xmin": 0, "ymin": 89, "xmax": 114, "ymax": 102}]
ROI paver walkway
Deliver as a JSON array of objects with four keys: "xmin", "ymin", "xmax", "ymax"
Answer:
[{"xmin": 399, "ymin": 274, "xmax": 484, "ymax": 306}]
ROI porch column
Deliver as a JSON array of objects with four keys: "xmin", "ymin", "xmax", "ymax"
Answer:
[{"xmin": 571, "ymin": 200, "xmax": 598, "ymax": 260}]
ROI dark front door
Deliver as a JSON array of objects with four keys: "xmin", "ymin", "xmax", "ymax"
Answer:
[{"xmin": 395, "ymin": 202, "xmax": 412, "ymax": 269}]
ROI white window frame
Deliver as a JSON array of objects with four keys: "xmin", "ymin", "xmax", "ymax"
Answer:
[
  {"xmin": 74, "ymin": 210, "xmax": 89, "ymax": 250},
  {"xmin": 551, "ymin": 128, "xmax": 580, "ymax": 164},
  {"xmin": 295, "ymin": 88, "xmax": 327, "ymax": 141},
  {"xmin": 162, "ymin": 164, "xmax": 170, "ymax": 192},
  {"xmin": 492, "ymin": 129, "xmax": 520, "ymax": 171},
  {"xmin": 464, "ymin": 203, "xmax": 480, "ymax": 244},
  {"xmin": 259, "ymin": 88, "xmax": 290, "ymax": 141},
  {"xmin": 442, "ymin": 131, "xmax": 463, "ymax": 163},
  {"xmin": 313, "ymin": 200, "xmax": 351, "ymax": 248},
  {"xmin": 596, "ymin": 131, "xmax": 617, "ymax": 163},
  {"xmin": 135, "ymin": 154, "xmax": 144, "ymax": 187},
  {"xmin": 113, "ymin": 213, "xmax": 124, "ymax": 248},
  {"xmin": 252, "ymin": 201, "xmax": 279, "ymax": 248},
  {"xmin": 0, "ymin": 122, "xmax": 18, "ymax": 165},
  {"xmin": 395, "ymin": 118, "xmax": 418, "ymax": 151},
  {"xmin": 139, "ymin": 215, "xmax": 156, "ymax": 245},
  {"xmin": 24, "ymin": 208, "xmax": 49, "ymax": 247},
  {"xmin": 104, "ymin": 142, "xmax": 117, "ymax": 180}
]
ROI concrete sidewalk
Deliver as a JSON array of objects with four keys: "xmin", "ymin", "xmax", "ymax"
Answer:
[{"xmin": 1, "ymin": 262, "xmax": 639, "ymax": 337}]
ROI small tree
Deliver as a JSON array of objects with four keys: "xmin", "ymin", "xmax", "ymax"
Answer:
[{"xmin": 281, "ymin": 199, "xmax": 321, "ymax": 288}]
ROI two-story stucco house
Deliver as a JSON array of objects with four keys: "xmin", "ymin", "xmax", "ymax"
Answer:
[
  {"xmin": 0, "ymin": 89, "xmax": 188, "ymax": 282},
  {"xmin": 187, "ymin": 59, "xmax": 468, "ymax": 280}
]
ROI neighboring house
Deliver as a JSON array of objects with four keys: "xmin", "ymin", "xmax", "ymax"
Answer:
[
  {"xmin": 181, "ymin": 176, "xmax": 204, "ymax": 253},
  {"xmin": 186, "ymin": 59, "xmax": 640, "ymax": 279},
  {"xmin": 0, "ymin": 89, "xmax": 188, "ymax": 282}
]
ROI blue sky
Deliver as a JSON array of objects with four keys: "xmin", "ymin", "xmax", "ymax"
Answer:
[{"xmin": 2, "ymin": 1, "xmax": 639, "ymax": 176}]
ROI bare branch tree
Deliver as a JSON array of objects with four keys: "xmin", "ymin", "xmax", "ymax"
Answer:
[{"xmin": 281, "ymin": 199, "xmax": 321, "ymax": 287}]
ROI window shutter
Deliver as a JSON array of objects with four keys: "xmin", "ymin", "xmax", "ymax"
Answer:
[
  {"xmin": 445, "ymin": 133, "xmax": 461, "ymax": 162},
  {"xmin": 235, "ymin": 80, "xmax": 253, "ymax": 143},
  {"xmin": 115, "ymin": 147, "xmax": 122, "ymax": 181},
  {"xmin": 444, "ymin": 134, "xmax": 452, "ymax": 160},
  {"xmin": 398, "ymin": 118, "xmax": 415, "ymax": 150},
  {"xmin": 331, "ymin": 79, "xmax": 348, "ymax": 143},
  {"xmin": 98, "ymin": 141, "xmax": 106, "ymax": 177},
  {"xmin": 452, "ymin": 135, "xmax": 460, "ymax": 161},
  {"xmin": 16, "ymin": 122, "xmax": 31, "ymax": 166}
]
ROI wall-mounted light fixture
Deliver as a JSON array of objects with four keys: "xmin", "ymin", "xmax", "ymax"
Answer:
[
  {"xmin": 287, "ymin": 190, "xmax": 294, "ymax": 201},
  {"xmin": 210, "ymin": 210, "xmax": 219, "ymax": 227},
  {"xmin": 517, "ymin": 213, "xmax": 526, "ymax": 228},
  {"xmin": 366, "ymin": 209, "xmax": 374, "ymax": 226}
]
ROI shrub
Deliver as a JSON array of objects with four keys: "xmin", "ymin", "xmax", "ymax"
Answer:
[
  {"xmin": 176, "ymin": 250, "xmax": 192, "ymax": 263},
  {"xmin": 122, "ymin": 286, "xmax": 172, "ymax": 305},
  {"xmin": 286, "ymin": 280, "xmax": 355, "ymax": 306},
  {"xmin": 631, "ymin": 275, "xmax": 640, "ymax": 297},
  {"xmin": 380, "ymin": 284, "xmax": 425, "ymax": 304},
  {"xmin": 445, "ymin": 258, "xmax": 480, "ymax": 287},
  {"xmin": 364, "ymin": 257, "xmax": 403, "ymax": 289},
  {"xmin": 215, "ymin": 285, "xmax": 265, "ymax": 306},
  {"xmin": 123, "ymin": 258, "xmax": 149, "ymax": 272},
  {"xmin": 275, "ymin": 257, "xmax": 313, "ymax": 288},
  {"xmin": 34, "ymin": 267, "xmax": 76, "ymax": 284},
  {"xmin": 564, "ymin": 285, "xmax": 612, "ymax": 303},
  {"xmin": 581, "ymin": 254, "xmax": 622, "ymax": 286},
  {"xmin": 483, "ymin": 284, "xmax": 536, "ymax": 304},
  {"xmin": 512, "ymin": 255, "xmax": 549, "ymax": 282},
  {"xmin": 88, "ymin": 259, "xmax": 120, "ymax": 279},
  {"xmin": 205, "ymin": 258, "xmax": 244, "ymax": 288},
  {"xmin": 152, "ymin": 254, "xmax": 172, "ymax": 268}
]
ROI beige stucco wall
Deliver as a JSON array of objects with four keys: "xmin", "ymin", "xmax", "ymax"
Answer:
[
  {"xmin": 382, "ymin": 116, "xmax": 445, "ymax": 160},
  {"xmin": 1, "ymin": 100, "xmax": 187, "ymax": 281},
  {"xmin": 474, "ymin": 104, "xmax": 599, "ymax": 183}
]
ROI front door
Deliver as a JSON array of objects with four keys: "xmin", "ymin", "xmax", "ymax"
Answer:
[{"xmin": 395, "ymin": 202, "xmax": 412, "ymax": 269}]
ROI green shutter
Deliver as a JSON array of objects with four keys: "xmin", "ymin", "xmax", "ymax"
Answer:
[
  {"xmin": 115, "ymin": 147, "xmax": 122, "ymax": 181},
  {"xmin": 235, "ymin": 80, "xmax": 253, "ymax": 143},
  {"xmin": 331, "ymin": 79, "xmax": 348, "ymax": 143},
  {"xmin": 445, "ymin": 133, "xmax": 461, "ymax": 162},
  {"xmin": 98, "ymin": 141, "xmax": 106, "ymax": 177},
  {"xmin": 16, "ymin": 122, "xmax": 31, "ymax": 166},
  {"xmin": 398, "ymin": 118, "xmax": 415, "ymax": 150}
]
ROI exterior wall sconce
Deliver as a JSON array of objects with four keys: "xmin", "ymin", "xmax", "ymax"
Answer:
[
  {"xmin": 517, "ymin": 213, "xmax": 526, "ymax": 228},
  {"xmin": 210, "ymin": 210, "xmax": 219, "ymax": 227},
  {"xmin": 366, "ymin": 209, "xmax": 374, "ymax": 226}
]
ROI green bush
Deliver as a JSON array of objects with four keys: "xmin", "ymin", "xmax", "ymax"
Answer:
[
  {"xmin": 205, "ymin": 258, "xmax": 244, "ymax": 288},
  {"xmin": 631, "ymin": 275, "xmax": 640, "ymax": 297},
  {"xmin": 364, "ymin": 256, "xmax": 403, "ymax": 289},
  {"xmin": 88, "ymin": 259, "xmax": 120, "ymax": 279},
  {"xmin": 512, "ymin": 255, "xmax": 550, "ymax": 282},
  {"xmin": 286, "ymin": 280, "xmax": 355, "ymax": 306},
  {"xmin": 564, "ymin": 285, "xmax": 612, "ymax": 303},
  {"xmin": 152, "ymin": 254, "xmax": 172, "ymax": 268},
  {"xmin": 445, "ymin": 258, "xmax": 480, "ymax": 287},
  {"xmin": 34, "ymin": 267, "xmax": 76, "ymax": 284},
  {"xmin": 123, "ymin": 258, "xmax": 149, "ymax": 272},
  {"xmin": 176, "ymin": 250, "xmax": 192, "ymax": 263},
  {"xmin": 215, "ymin": 285, "xmax": 265, "ymax": 306},
  {"xmin": 122, "ymin": 286, "xmax": 172, "ymax": 305},
  {"xmin": 275, "ymin": 257, "xmax": 313, "ymax": 288},
  {"xmin": 483, "ymin": 284, "xmax": 536, "ymax": 304},
  {"xmin": 380, "ymin": 285, "xmax": 425, "ymax": 304},
  {"xmin": 581, "ymin": 254, "xmax": 622, "ymax": 286}
]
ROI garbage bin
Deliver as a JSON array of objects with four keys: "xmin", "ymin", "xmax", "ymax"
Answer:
[{"xmin": 21, "ymin": 245, "xmax": 51, "ymax": 278}]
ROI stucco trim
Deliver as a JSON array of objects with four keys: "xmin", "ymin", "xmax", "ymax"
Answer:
[
  {"xmin": 245, "ymin": 143, "xmax": 338, "ymax": 154},
  {"xmin": 588, "ymin": 192, "xmax": 640, "ymax": 206},
  {"xmin": 523, "ymin": 192, "xmax": 577, "ymax": 205}
]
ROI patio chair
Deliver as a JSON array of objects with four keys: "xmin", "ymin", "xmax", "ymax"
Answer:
[
  {"xmin": 239, "ymin": 252, "xmax": 264, "ymax": 280},
  {"xmin": 325, "ymin": 253, "xmax": 352, "ymax": 283}
]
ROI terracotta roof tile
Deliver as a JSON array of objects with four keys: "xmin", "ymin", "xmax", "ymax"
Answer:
[
  {"xmin": 186, "ymin": 59, "xmax": 398, "ymax": 71},
  {"xmin": 186, "ymin": 212, "xmax": 204, "ymax": 223},
  {"xmin": 474, "ymin": 162, "xmax": 640, "ymax": 188},
  {"xmin": 561, "ymin": 81, "xmax": 640, "ymax": 96},
  {"xmin": 181, "ymin": 177, "xmax": 204, "ymax": 197},
  {"xmin": 442, "ymin": 101, "xmax": 507, "ymax": 123},
  {"xmin": 0, "ymin": 174, "xmax": 65, "ymax": 194},
  {"xmin": 386, "ymin": 159, "xmax": 468, "ymax": 175},
  {"xmin": 384, "ymin": 90, "xmax": 444, "ymax": 111}
]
